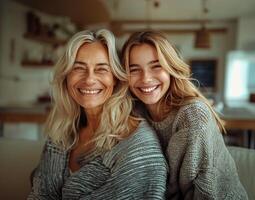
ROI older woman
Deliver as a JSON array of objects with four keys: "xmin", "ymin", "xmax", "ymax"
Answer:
[{"xmin": 28, "ymin": 29, "xmax": 167, "ymax": 200}]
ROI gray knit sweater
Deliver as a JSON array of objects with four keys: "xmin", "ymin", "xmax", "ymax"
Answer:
[
  {"xmin": 146, "ymin": 100, "xmax": 248, "ymax": 200},
  {"xmin": 28, "ymin": 121, "xmax": 167, "ymax": 200}
]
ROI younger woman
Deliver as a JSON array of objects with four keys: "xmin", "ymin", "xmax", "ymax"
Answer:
[{"xmin": 122, "ymin": 30, "xmax": 248, "ymax": 200}]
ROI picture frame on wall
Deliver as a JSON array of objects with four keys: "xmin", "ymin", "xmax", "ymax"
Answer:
[{"xmin": 189, "ymin": 59, "xmax": 218, "ymax": 92}]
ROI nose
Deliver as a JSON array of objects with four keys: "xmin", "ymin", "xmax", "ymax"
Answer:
[
  {"xmin": 141, "ymin": 70, "xmax": 153, "ymax": 83},
  {"xmin": 84, "ymin": 71, "xmax": 96, "ymax": 85}
]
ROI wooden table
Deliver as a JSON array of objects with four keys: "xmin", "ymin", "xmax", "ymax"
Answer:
[
  {"xmin": 219, "ymin": 107, "xmax": 255, "ymax": 149},
  {"xmin": 223, "ymin": 119, "xmax": 255, "ymax": 131},
  {"xmin": 0, "ymin": 105, "xmax": 50, "ymax": 136}
]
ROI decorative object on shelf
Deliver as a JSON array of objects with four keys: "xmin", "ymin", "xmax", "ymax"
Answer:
[
  {"xmin": 52, "ymin": 17, "xmax": 78, "ymax": 40},
  {"xmin": 22, "ymin": 12, "xmax": 77, "ymax": 68},
  {"xmin": 26, "ymin": 11, "xmax": 41, "ymax": 35},
  {"xmin": 24, "ymin": 11, "xmax": 68, "ymax": 45},
  {"xmin": 195, "ymin": 0, "xmax": 210, "ymax": 48},
  {"xmin": 22, "ymin": 13, "xmax": 70, "ymax": 68},
  {"xmin": 21, "ymin": 46, "xmax": 54, "ymax": 68},
  {"xmin": 37, "ymin": 92, "xmax": 51, "ymax": 103}
]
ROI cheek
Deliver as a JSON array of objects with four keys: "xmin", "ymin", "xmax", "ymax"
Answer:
[
  {"xmin": 66, "ymin": 73, "xmax": 77, "ymax": 86},
  {"xmin": 104, "ymin": 75, "xmax": 115, "ymax": 91},
  {"xmin": 66, "ymin": 74, "xmax": 79, "ymax": 97},
  {"xmin": 160, "ymin": 72, "xmax": 171, "ymax": 86},
  {"xmin": 128, "ymin": 76, "xmax": 137, "ymax": 89}
]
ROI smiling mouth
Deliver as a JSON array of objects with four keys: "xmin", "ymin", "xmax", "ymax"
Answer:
[
  {"xmin": 78, "ymin": 88, "xmax": 102, "ymax": 95},
  {"xmin": 138, "ymin": 85, "xmax": 159, "ymax": 93}
]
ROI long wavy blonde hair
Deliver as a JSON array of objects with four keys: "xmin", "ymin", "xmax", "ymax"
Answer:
[
  {"xmin": 121, "ymin": 30, "xmax": 225, "ymax": 132},
  {"xmin": 45, "ymin": 29, "xmax": 137, "ymax": 150}
]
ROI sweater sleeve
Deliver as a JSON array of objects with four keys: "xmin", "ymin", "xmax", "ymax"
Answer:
[
  {"xmin": 78, "ymin": 124, "xmax": 167, "ymax": 200},
  {"xmin": 167, "ymin": 101, "xmax": 248, "ymax": 200},
  {"xmin": 27, "ymin": 140, "xmax": 66, "ymax": 200}
]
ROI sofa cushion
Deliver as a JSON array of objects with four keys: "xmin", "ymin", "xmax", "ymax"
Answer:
[{"xmin": 228, "ymin": 146, "xmax": 255, "ymax": 200}]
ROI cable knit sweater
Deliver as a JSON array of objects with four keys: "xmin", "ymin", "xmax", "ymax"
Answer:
[
  {"xmin": 28, "ymin": 121, "xmax": 167, "ymax": 200},
  {"xmin": 145, "ymin": 100, "xmax": 248, "ymax": 200}
]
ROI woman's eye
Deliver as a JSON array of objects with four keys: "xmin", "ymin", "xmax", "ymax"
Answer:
[
  {"xmin": 152, "ymin": 65, "xmax": 162, "ymax": 70},
  {"xmin": 73, "ymin": 66, "xmax": 85, "ymax": 71},
  {"xmin": 129, "ymin": 67, "xmax": 141, "ymax": 73},
  {"xmin": 96, "ymin": 67, "xmax": 109, "ymax": 73}
]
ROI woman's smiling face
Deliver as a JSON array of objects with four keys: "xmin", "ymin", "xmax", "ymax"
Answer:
[
  {"xmin": 128, "ymin": 43, "xmax": 170, "ymax": 107},
  {"xmin": 67, "ymin": 42, "xmax": 115, "ymax": 114}
]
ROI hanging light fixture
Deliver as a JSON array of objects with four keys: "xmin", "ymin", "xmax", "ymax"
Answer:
[{"xmin": 195, "ymin": 0, "xmax": 210, "ymax": 48}]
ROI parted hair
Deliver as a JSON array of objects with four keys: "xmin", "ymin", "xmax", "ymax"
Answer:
[
  {"xmin": 45, "ymin": 29, "xmax": 136, "ymax": 150},
  {"xmin": 121, "ymin": 30, "xmax": 225, "ymax": 132}
]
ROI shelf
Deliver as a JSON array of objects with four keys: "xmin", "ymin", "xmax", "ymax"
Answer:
[
  {"xmin": 23, "ymin": 33, "xmax": 67, "ymax": 46},
  {"xmin": 21, "ymin": 60, "xmax": 54, "ymax": 67}
]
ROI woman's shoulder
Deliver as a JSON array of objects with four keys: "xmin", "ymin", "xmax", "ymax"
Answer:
[
  {"xmin": 131, "ymin": 120, "xmax": 159, "ymax": 142},
  {"xmin": 43, "ymin": 138, "xmax": 67, "ymax": 155},
  {"xmin": 113, "ymin": 120, "xmax": 161, "ymax": 153},
  {"xmin": 173, "ymin": 99, "xmax": 213, "ymax": 130},
  {"xmin": 103, "ymin": 120, "xmax": 165, "ymax": 168}
]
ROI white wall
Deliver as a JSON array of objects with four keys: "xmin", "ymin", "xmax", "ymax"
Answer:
[
  {"xmin": 0, "ymin": 1, "xmax": 239, "ymax": 105},
  {"xmin": 237, "ymin": 16, "xmax": 255, "ymax": 50},
  {"xmin": 0, "ymin": 0, "xmax": 68, "ymax": 140},
  {"xmin": 0, "ymin": 0, "xmax": 64, "ymax": 105}
]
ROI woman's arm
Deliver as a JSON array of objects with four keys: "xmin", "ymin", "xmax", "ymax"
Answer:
[
  {"xmin": 167, "ymin": 101, "xmax": 248, "ymax": 200},
  {"xmin": 27, "ymin": 140, "xmax": 66, "ymax": 200}
]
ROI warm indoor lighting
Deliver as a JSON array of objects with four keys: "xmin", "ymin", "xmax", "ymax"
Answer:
[
  {"xmin": 195, "ymin": 26, "xmax": 210, "ymax": 48},
  {"xmin": 195, "ymin": 0, "xmax": 210, "ymax": 49}
]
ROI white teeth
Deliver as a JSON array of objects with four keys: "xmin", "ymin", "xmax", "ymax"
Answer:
[
  {"xmin": 79, "ymin": 89, "xmax": 101, "ymax": 94},
  {"xmin": 140, "ymin": 86, "xmax": 157, "ymax": 93}
]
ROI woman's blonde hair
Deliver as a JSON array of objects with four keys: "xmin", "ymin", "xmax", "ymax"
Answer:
[
  {"xmin": 122, "ymin": 30, "xmax": 225, "ymax": 132},
  {"xmin": 45, "ymin": 29, "xmax": 136, "ymax": 150}
]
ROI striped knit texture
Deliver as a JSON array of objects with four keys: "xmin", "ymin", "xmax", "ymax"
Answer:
[
  {"xmin": 28, "ymin": 121, "xmax": 168, "ymax": 200},
  {"xmin": 147, "ymin": 100, "xmax": 248, "ymax": 200}
]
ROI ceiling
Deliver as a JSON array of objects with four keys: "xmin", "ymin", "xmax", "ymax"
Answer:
[
  {"xmin": 13, "ymin": 0, "xmax": 110, "ymax": 26},
  {"xmin": 14, "ymin": 0, "xmax": 255, "ymax": 26},
  {"xmin": 104, "ymin": 0, "xmax": 255, "ymax": 21}
]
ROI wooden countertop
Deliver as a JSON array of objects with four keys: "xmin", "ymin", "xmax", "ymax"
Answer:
[
  {"xmin": 216, "ymin": 104, "xmax": 255, "ymax": 131},
  {"xmin": 0, "ymin": 104, "xmax": 50, "ymax": 124},
  {"xmin": 1, "ymin": 103, "xmax": 255, "ymax": 131}
]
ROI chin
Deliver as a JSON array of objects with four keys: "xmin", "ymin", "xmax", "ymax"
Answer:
[
  {"xmin": 140, "ymin": 99, "xmax": 159, "ymax": 105},
  {"xmin": 80, "ymin": 102, "xmax": 101, "ymax": 109}
]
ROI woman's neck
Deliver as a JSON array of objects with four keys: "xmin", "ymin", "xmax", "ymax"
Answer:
[
  {"xmin": 83, "ymin": 107, "xmax": 102, "ymax": 132},
  {"xmin": 146, "ymin": 102, "xmax": 171, "ymax": 122}
]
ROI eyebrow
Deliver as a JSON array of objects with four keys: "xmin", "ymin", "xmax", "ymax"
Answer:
[
  {"xmin": 129, "ymin": 59, "xmax": 159, "ymax": 67},
  {"xmin": 74, "ymin": 61, "xmax": 110, "ymax": 66},
  {"xmin": 149, "ymin": 60, "xmax": 159, "ymax": 65}
]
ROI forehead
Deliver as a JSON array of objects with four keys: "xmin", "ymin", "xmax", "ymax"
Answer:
[
  {"xmin": 75, "ymin": 41, "xmax": 109, "ymax": 61},
  {"xmin": 129, "ymin": 43, "xmax": 158, "ymax": 63}
]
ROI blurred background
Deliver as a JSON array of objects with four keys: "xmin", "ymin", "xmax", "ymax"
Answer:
[{"xmin": 0, "ymin": 0, "xmax": 255, "ymax": 199}]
